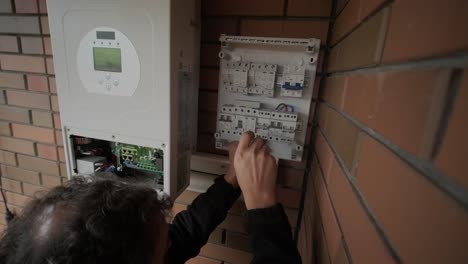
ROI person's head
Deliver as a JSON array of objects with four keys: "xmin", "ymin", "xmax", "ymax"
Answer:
[{"xmin": 0, "ymin": 176, "xmax": 171, "ymax": 264}]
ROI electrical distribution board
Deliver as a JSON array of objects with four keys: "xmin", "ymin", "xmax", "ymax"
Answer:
[
  {"xmin": 47, "ymin": 0, "xmax": 200, "ymax": 198},
  {"xmin": 215, "ymin": 35, "xmax": 320, "ymax": 161}
]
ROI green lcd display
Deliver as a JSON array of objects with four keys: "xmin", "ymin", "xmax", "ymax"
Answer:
[{"xmin": 93, "ymin": 47, "xmax": 122, "ymax": 72}]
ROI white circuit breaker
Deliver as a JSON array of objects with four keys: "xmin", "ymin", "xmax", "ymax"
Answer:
[
  {"xmin": 215, "ymin": 35, "xmax": 320, "ymax": 161},
  {"xmin": 47, "ymin": 0, "xmax": 200, "ymax": 198}
]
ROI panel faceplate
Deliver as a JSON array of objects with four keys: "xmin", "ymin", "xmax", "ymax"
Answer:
[{"xmin": 215, "ymin": 35, "xmax": 320, "ymax": 161}]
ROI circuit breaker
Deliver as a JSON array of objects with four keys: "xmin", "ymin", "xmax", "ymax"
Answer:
[
  {"xmin": 215, "ymin": 35, "xmax": 320, "ymax": 161},
  {"xmin": 47, "ymin": 0, "xmax": 200, "ymax": 198}
]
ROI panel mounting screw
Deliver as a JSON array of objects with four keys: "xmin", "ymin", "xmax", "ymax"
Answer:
[
  {"xmin": 111, "ymin": 135, "xmax": 115, "ymax": 139},
  {"xmin": 161, "ymin": 143, "xmax": 166, "ymax": 148}
]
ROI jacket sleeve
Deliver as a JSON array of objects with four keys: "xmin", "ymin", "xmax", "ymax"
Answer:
[
  {"xmin": 167, "ymin": 176, "xmax": 241, "ymax": 264},
  {"xmin": 247, "ymin": 204, "xmax": 302, "ymax": 264}
]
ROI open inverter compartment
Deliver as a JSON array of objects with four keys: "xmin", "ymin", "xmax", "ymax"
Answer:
[{"xmin": 67, "ymin": 135, "xmax": 164, "ymax": 190}]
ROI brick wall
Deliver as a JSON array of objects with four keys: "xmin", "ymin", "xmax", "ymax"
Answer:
[
  {"xmin": 304, "ymin": 0, "xmax": 468, "ymax": 263},
  {"xmin": 0, "ymin": 0, "xmax": 332, "ymax": 263},
  {"xmin": 0, "ymin": 0, "xmax": 64, "ymax": 230}
]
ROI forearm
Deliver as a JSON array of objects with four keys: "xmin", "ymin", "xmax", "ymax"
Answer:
[
  {"xmin": 168, "ymin": 176, "xmax": 241, "ymax": 263},
  {"xmin": 248, "ymin": 204, "xmax": 302, "ymax": 264}
]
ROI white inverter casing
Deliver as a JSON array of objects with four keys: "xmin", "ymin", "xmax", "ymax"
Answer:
[{"xmin": 47, "ymin": 0, "xmax": 200, "ymax": 198}]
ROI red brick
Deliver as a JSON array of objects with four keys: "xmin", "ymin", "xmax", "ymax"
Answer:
[
  {"xmin": 0, "ymin": 72, "xmax": 25, "ymax": 89},
  {"xmin": 0, "ymin": 136, "xmax": 35, "ymax": 155},
  {"xmin": 277, "ymin": 187, "xmax": 301, "ymax": 208},
  {"xmin": 0, "ymin": 121, "xmax": 11, "ymax": 136},
  {"xmin": 328, "ymin": 160, "xmax": 396, "ymax": 263},
  {"xmin": 0, "ymin": 0, "xmax": 12, "ymax": 12},
  {"xmin": 40, "ymin": 16, "xmax": 49, "ymax": 34},
  {"xmin": 49, "ymin": 77, "xmax": 56, "ymax": 93},
  {"xmin": 0, "ymin": 150, "xmax": 17, "ymax": 165},
  {"xmin": 278, "ymin": 166, "xmax": 304, "ymax": 189},
  {"xmin": 316, "ymin": 224, "xmax": 331, "ymax": 264},
  {"xmin": 23, "ymin": 182, "xmax": 48, "ymax": 196},
  {"xmin": 0, "ymin": 54, "xmax": 45, "ymax": 73},
  {"xmin": 1, "ymin": 165, "xmax": 40, "ymax": 184},
  {"xmin": 27, "ymin": 74, "xmax": 48, "ymax": 92},
  {"xmin": 383, "ymin": 0, "xmax": 468, "ymax": 63},
  {"xmin": 343, "ymin": 68, "xmax": 450, "ymax": 159},
  {"xmin": 287, "ymin": 0, "xmax": 332, "ymax": 17},
  {"xmin": 186, "ymin": 257, "xmax": 221, "ymax": 264},
  {"xmin": 0, "ymin": 35, "xmax": 19, "ymax": 52},
  {"xmin": 32, "ymin": 110, "xmax": 53, "ymax": 127},
  {"xmin": 170, "ymin": 203, "xmax": 187, "ymax": 217},
  {"xmin": 43, "ymin": 36, "xmax": 52, "ymax": 55},
  {"xmin": 38, "ymin": 0, "xmax": 47, "ymax": 13},
  {"xmin": 198, "ymin": 111, "xmax": 217, "ymax": 134},
  {"xmin": 0, "ymin": 16, "xmax": 40, "ymax": 34},
  {"xmin": 17, "ymin": 154, "xmax": 60, "ymax": 176},
  {"xmin": 12, "ymin": 123, "xmax": 55, "ymax": 143},
  {"xmin": 53, "ymin": 113, "xmax": 62, "ymax": 128},
  {"xmin": 313, "ymin": 156, "xmax": 341, "ymax": 259},
  {"xmin": 328, "ymin": 7, "xmax": 389, "ymax": 72},
  {"xmin": 322, "ymin": 75, "xmax": 346, "ymax": 109},
  {"xmin": 51, "ymin": 95, "xmax": 59, "ymax": 111},
  {"xmin": 2, "ymin": 191, "xmax": 30, "ymax": 207},
  {"xmin": 175, "ymin": 189, "xmax": 199, "ymax": 204},
  {"xmin": 436, "ymin": 71, "xmax": 468, "ymax": 189},
  {"xmin": 226, "ymin": 231, "xmax": 252, "ymax": 252},
  {"xmin": 199, "ymin": 68, "xmax": 219, "ymax": 91},
  {"xmin": 41, "ymin": 174, "xmax": 61, "ymax": 188},
  {"xmin": 323, "ymin": 109, "xmax": 361, "ymax": 172},
  {"xmin": 202, "ymin": 18, "xmax": 238, "ymax": 42},
  {"xmin": 202, "ymin": 0, "xmax": 284, "ymax": 16},
  {"xmin": 55, "ymin": 130, "xmax": 63, "ymax": 146},
  {"xmin": 333, "ymin": 241, "xmax": 350, "ymax": 264},
  {"xmin": 59, "ymin": 162, "xmax": 67, "ymax": 177},
  {"xmin": 356, "ymin": 136, "xmax": 468, "ymax": 263},
  {"xmin": 37, "ymin": 143, "xmax": 58, "ymax": 160},
  {"xmin": 6, "ymin": 90, "xmax": 50, "ymax": 110},
  {"xmin": 335, "ymin": 0, "xmax": 349, "ymax": 14},
  {"xmin": 15, "ymin": 0, "xmax": 38, "ymax": 13},
  {"xmin": 332, "ymin": 0, "xmax": 385, "ymax": 43},
  {"xmin": 200, "ymin": 44, "xmax": 220, "ymax": 66},
  {"xmin": 20, "ymin": 36, "xmax": 43, "ymax": 54},
  {"xmin": 57, "ymin": 147, "xmax": 65, "ymax": 162},
  {"xmin": 240, "ymin": 20, "xmax": 329, "ymax": 42},
  {"xmin": 46, "ymin": 57, "xmax": 54, "ymax": 74},
  {"xmin": 0, "ymin": 105, "xmax": 29, "ymax": 123},
  {"xmin": 200, "ymin": 243, "xmax": 252, "ymax": 264},
  {"xmin": 1, "ymin": 177, "xmax": 22, "ymax": 193}
]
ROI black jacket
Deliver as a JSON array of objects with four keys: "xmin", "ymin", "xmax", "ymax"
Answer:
[{"xmin": 167, "ymin": 176, "xmax": 302, "ymax": 264}]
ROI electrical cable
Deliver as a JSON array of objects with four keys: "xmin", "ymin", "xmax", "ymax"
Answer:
[{"xmin": 0, "ymin": 184, "xmax": 15, "ymax": 223}]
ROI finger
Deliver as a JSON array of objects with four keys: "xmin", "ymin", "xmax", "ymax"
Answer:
[
  {"xmin": 238, "ymin": 131, "xmax": 254, "ymax": 151},
  {"xmin": 260, "ymin": 143, "xmax": 271, "ymax": 154},
  {"xmin": 251, "ymin": 136, "xmax": 265, "ymax": 151},
  {"xmin": 228, "ymin": 141, "xmax": 239, "ymax": 153}
]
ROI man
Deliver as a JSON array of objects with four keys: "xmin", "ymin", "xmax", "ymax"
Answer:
[{"xmin": 0, "ymin": 132, "xmax": 301, "ymax": 263}]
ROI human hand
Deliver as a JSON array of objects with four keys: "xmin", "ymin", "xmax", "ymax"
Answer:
[
  {"xmin": 233, "ymin": 131, "xmax": 278, "ymax": 210},
  {"xmin": 224, "ymin": 142, "xmax": 239, "ymax": 188}
]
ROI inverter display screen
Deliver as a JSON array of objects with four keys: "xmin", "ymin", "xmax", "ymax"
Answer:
[{"xmin": 93, "ymin": 47, "xmax": 122, "ymax": 72}]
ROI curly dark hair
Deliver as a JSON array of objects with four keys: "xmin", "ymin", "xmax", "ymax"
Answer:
[{"xmin": 0, "ymin": 176, "xmax": 171, "ymax": 264}]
